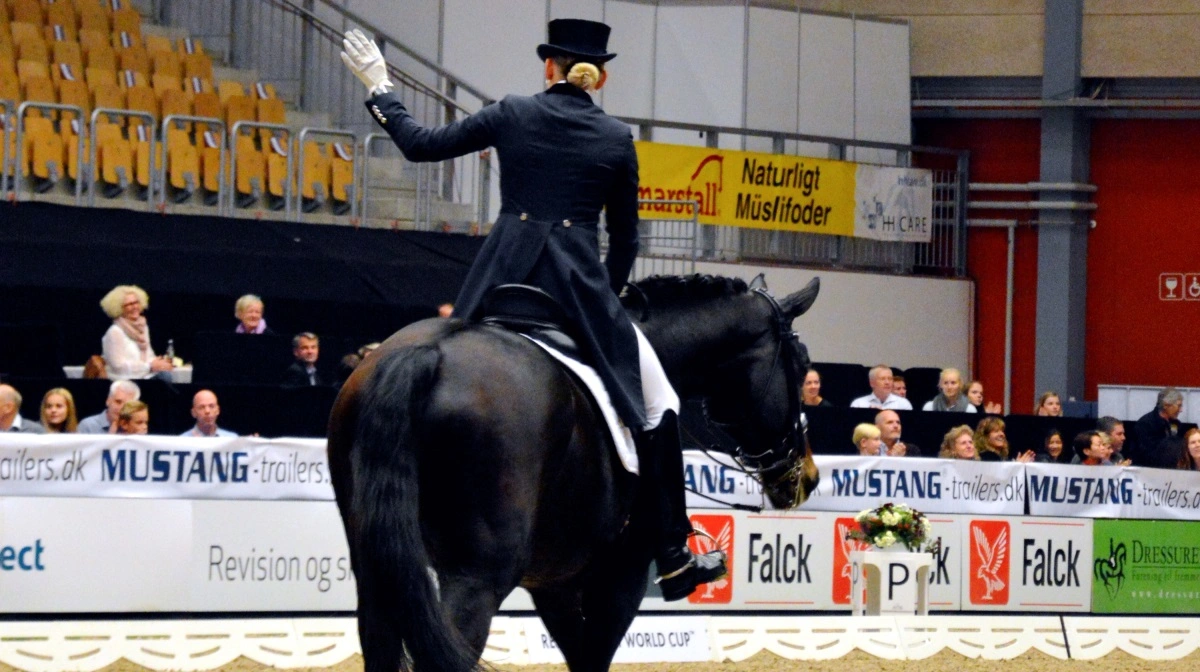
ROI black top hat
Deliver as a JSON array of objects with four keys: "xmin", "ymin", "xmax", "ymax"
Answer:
[{"xmin": 536, "ymin": 18, "xmax": 617, "ymax": 63}]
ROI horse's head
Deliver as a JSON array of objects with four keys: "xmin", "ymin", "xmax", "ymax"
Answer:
[{"xmin": 630, "ymin": 274, "xmax": 821, "ymax": 510}]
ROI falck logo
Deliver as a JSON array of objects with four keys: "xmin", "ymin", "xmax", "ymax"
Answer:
[
  {"xmin": 969, "ymin": 520, "xmax": 1010, "ymax": 604},
  {"xmin": 832, "ymin": 517, "xmax": 870, "ymax": 605},
  {"xmin": 687, "ymin": 514, "xmax": 732, "ymax": 604}
]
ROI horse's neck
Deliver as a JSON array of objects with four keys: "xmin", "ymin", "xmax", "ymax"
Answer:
[{"xmin": 640, "ymin": 299, "xmax": 764, "ymax": 398}]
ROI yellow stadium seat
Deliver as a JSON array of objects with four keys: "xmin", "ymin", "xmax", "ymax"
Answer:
[
  {"xmin": 265, "ymin": 135, "xmax": 289, "ymax": 206},
  {"xmin": 299, "ymin": 140, "xmax": 329, "ymax": 210},
  {"xmin": 51, "ymin": 39, "xmax": 83, "ymax": 70},
  {"xmin": 159, "ymin": 87, "xmax": 191, "ymax": 128},
  {"xmin": 17, "ymin": 58, "xmax": 49, "ymax": 84},
  {"xmin": 50, "ymin": 60, "xmax": 79, "ymax": 85},
  {"xmin": 78, "ymin": 28, "xmax": 108, "ymax": 54},
  {"xmin": 85, "ymin": 65, "xmax": 115, "ymax": 91},
  {"xmin": 250, "ymin": 81, "xmax": 277, "ymax": 99},
  {"xmin": 46, "ymin": 3, "xmax": 78, "ymax": 30},
  {"xmin": 233, "ymin": 133, "xmax": 264, "ymax": 207},
  {"xmin": 11, "ymin": 1, "xmax": 43, "ymax": 26},
  {"xmin": 216, "ymin": 79, "xmax": 243, "ymax": 104},
  {"xmin": 144, "ymin": 34, "xmax": 172, "ymax": 56},
  {"xmin": 256, "ymin": 95, "xmax": 284, "ymax": 142},
  {"xmin": 165, "ymin": 126, "xmax": 197, "ymax": 199},
  {"xmin": 112, "ymin": 8, "xmax": 140, "ymax": 37},
  {"xmin": 183, "ymin": 51, "xmax": 211, "ymax": 80},
  {"xmin": 20, "ymin": 115, "xmax": 63, "ymax": 185},
  {"xmin": 56, "ymin": 76, "xmax": 90, "ymax": 122},
  {"xmin": 21, "ymin": 74, "xmax": 57, "ymax": 117},
  {"xmin": 130, "ymin": 122, "xmax": 158, "ymax": 189},
  {"xmin": 116, "ymin": 67, "xmax": 145, "ymax": 88},
  {"xmin": 91, "ymin": 80, "xmax": 123, "ymax": 112},
  {"xmin": 183, "ymin": 74, "xmax": 213, "ymax": 96},
  {"xmin": 63, "ymin": 117, "xmax": 87, "ymax": 182},
  {"xmin": 178, "ymin": 37, "xmax": 203, "ymax": 55},
  {"xmin": 117, "ymin": 45, "xmax": 148, "ymax": 77},
  {"xmin": 1, "ymin": 51, "xmax": 15, "ymax": 77},
  {"xmin": 151, "ymin": 49, "xmax": 179, "ymax": 77},
  {"xmin": 112, "ymin": 30, "xmax": 140, "ymax": 50},
  {"xmin": 84, "ymin": 43, "xmax": 115, "ymax": 70},
  {"xmin": 17, "ymin": 41, "xmax": 48, "ymax": 66},
  {"xmin": 151, "ymin": 72, "xmax": 178, "ymax": 98},
  {"xmin": 330, "ymin": 141, "xmax": 354, "ymax": 211},
  {"xmin": 199, "ymin": 129, "xmax": 223, "ymax": 199},
  {"xmin": 44, "ymin": 23, "xmax": 79, "ymax": 43},
  {"xmin": 10, "ymin": 22, "xmax": 42, "ymax": 46},
  {"xmin": 124, "ymin": 83, "xmax": 156, "ymax": 124},
  {"xmin": 77, "ymin": 6, "xmax": 110, "ymax": 34},
  {"xmin": 224, "ymin": 94, "xmax": 255, "ymax": 131},
  {"xmin": 96, "ymin": 122, "xmax": 132, "ymax": 195},
  {"xmin": 0, "ymin": 68, "xmax": 19, "ymax": 104},
  {"xmin": 191, "ymin": 90, "xmax": 220, "ymax": 132}
]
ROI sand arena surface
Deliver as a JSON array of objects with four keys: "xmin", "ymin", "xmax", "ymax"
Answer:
[{"xmin": 5, "ymin": 649, "xmax": 1200, "ymax": 672}]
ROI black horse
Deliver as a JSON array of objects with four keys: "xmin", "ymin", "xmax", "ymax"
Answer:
[{"xmin": 327, "ymin": 274, "xmax": 821, "ymax": 672}]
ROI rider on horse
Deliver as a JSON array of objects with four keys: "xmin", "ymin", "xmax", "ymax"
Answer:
[{"xmin": 341, "ymin": 18, "xmax": 726, "ymax": 601}]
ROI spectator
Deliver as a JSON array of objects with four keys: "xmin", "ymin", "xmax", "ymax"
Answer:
[
  {"xmin": 850, "ymin": 365, "xmax": 912, "ymax": 410},
  {"xmin": 40, "ymin": 388, "xmax": 78, "ymax": 433},
  {"xmin": 78, "ymin": 380, "xmax": 141, "ymax": 434},
  {"xmin": 1131, "ymin": 388, "xmax": 1185, "ymax": 469},
  {"xmin": 1035, "ymin": 391, "xmax": 1063, "ymax": 417},
  {"xmin": 1096, "ymin": 416, "xmax": 1128, "ymax": 463},
  {"xmin": 801, "ymin": 369, "xmax": 832, "ymax": 408},
  {"xmin": 892, "ymin": 375, "xmax": 907, "ymax": 399},
  {"xmin": 100, "ymin": 284, "xmax": 174, "ymax": 380},
  {"xmin": 1178, "ymin": 428, "xmax": 1200, "ymax": 471},
  {"xmin": 337, "ymin": 353, "xmax": 362, "ymax": 387},
  {"xmin": 115, "ymin": 400, "xmax": 150, "ymax": 435},
  {"xmin": 852, "ymin": 423, "xmax": 883, "ymax": 456},
  {"xmin": 235, "ymin": 294, "xmax": 273, "ymax": 334},
  {"xmin": 180, "ymin": 390, "xmax": 236, "ymax": 437},
  {"xmin": 975, "ymin": 416, "xmax": 1034, "ymax": 463},
  {"xmin": 938, "ymin": 425, "xmax": 978, "ymax": 460},
  {"xmin": 1035, "ymin": 428, "xmax": 1072, "ymax": 464},
  {"xmin": 1073, "ymin": 430, "xmax": 1113, "ymax": 466},
  {"xmin": 875, "ymin": 410, "xmax": 921, "ymax": 457},
  {"xmin": 438, "ymin": 303, "xmax": 455, "ymax": 318},
  {"xmin": 0, "ymin": 385, "xmax": 46, "ymax": 433},
  {"xmin": 921, "ymin": 368, "xmax": 976, "ymax": 413},
  {"xmin": 966, "ymin": 380, "xmax": 1003, "ymax": 414},
  {"xmin": 1100, "ymin": 432, "xmax": 1132, "ymax": 466},
  {"xmin": 283, "ymin": 332, "xmax": 327, "ymax": 386}
]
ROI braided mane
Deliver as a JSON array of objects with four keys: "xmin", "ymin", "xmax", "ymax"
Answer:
[{"xmin": 630, "ymin": 274, "xmax": 749, "ymax": 307}]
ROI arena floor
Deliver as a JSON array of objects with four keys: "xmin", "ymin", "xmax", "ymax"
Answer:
[{"xmin": 5, "ymin": 649, "xmax": 1199, "ymax": 672}]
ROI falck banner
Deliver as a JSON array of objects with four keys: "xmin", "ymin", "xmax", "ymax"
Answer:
[{"xmin": 634, "ymin": 140, "xmax": 933, "ymax": 243}]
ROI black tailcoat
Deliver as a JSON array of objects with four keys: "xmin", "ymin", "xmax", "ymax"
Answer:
[{"xmin": 365, "ymin": 83, "xmax": 645, "ymax": 428}]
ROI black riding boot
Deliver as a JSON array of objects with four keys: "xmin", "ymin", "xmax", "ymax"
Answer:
[{"xmin": 635, "ymin": 409, "xmax": 728, "ymax": 601}]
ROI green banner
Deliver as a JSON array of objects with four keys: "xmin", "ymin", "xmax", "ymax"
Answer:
[{"xmin": 1093, "ymin": 519, "xmax": 1200, "ymax": 613}]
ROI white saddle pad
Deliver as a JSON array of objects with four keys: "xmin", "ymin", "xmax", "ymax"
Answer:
[{"xmin": 521, "ymin": 336, "xmax": 638, "ymax": 474}]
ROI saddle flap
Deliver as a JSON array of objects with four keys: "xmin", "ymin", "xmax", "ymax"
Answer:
[{"xmin": 479, "ymin": 284, "xmax": 580, "ymax": 359}]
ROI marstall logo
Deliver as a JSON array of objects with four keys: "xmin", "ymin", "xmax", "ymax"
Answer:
[
  {"xmin": 969, "ymin": 521, "xmax": 1009, "ymax": 604},
  {"xmin": 1094, "ymin": 537, "xmax": 1127, "ymax": 599},
  {"xmin": 687, "ymin": 514, "xmax": 732, "ymax": 604},
  {"xmin": 832, "ymin": 518, "xmax": 870, "ymax": 604},
  {"xmin": 639, "ymin": 154, "xmax": 722, "ymax": 217}
]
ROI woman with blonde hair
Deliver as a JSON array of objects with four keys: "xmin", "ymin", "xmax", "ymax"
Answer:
[
  {"xmin": 1035, "ymin": 391, "xmax": 1063, "ymax": 417},
  {"xmin": 40, "ymin": 388, "xmax": 78, "ymax": 433},
  {"xmin": 974, "ymin": 416, "xmax": 1035, "ymax": 462},
  {"xmin": 100, "ymin": 285, "xmax": 173, "ymax": 380},
  {"xmin": 1179, "ymin": 428, "xmax": 1200, "ymax": 471},
  {"xmin": 939, "ymin": 425, "xmax": 978, "ymax": 460},
  {"xmin": 234, "ymin": 294, "xmax": 272, "ymax": 334}
]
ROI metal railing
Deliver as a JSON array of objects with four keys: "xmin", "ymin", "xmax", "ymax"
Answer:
[
  {"xmin": 613, "ymin": 200, "xmax": 701, "ymax": 281},
  {"xmin": 229, "ymin": 120, "xmax": 293, "ymax": 219},
  {"xmin": 158, "ymin": 115, "xmax": 226, "ymax": 212},
  {"xmin": 295, "ymin": 127, "xmax": 356, "ymax": 221},
  {"xmin": 88, "ymin": 108, "xmax": 158, "ymax": 210},
  {"xmin": 13, "ymin": 102, "xmax": 86, "ymax": 205},
  {"xmin": 1, "ymin": 99, "xmax": 13, "ymax": 200}
]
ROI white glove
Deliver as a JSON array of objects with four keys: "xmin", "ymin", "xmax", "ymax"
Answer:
[{"xmin": 341, "ymin": 29, "xmax": 393, "ymax": 95}]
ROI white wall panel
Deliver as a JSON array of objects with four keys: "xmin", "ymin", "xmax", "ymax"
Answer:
[
  {"xmin": 798, "ymin": 13, "xmax": 855, "ymax": 141},
  {"xmin": 852, "ymin": 19, "xmax": 911, "ymax": 163},
  {"xmin": 745, "ymin": 5, "xmax": 800, "ymax": 154},
  {"xmin": 653, "ymin": 3, "xmax": 746, "ymax": 128},
  {"xmin": 550, "ymin": 0, "xmax": 604, "ymax": 21},
  {"xmin": 599, "ymin": 0, "xmax": 657, "ymax": 118},
  {"xmin": 443, "ymin": 0, "xmax": 547, "ymax": 100}
]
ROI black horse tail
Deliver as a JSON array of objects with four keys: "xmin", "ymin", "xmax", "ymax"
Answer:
[{"xmin": 351, "ymin": 344, "xmax": 481, "ymax": 672}]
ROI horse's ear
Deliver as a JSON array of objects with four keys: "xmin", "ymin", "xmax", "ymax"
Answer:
[
  {"xmin": 780, "ymin": 276, "xmax": 820, "ymax": 320},
  {"xmin": 748, "ymin": 273, "xmax": 767, "ymax": 291}
]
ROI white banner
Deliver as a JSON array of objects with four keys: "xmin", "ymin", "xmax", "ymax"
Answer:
[
  {"xmin": 523, "ymin": 616, "xmax": 710, "ymax": 664},
  {"xmin": 1026, "ymin": 463, "xmax": 1200, "ymax": 521},
  {"xmin": 960, "ymin": 515, "xmax": 1093, "ymax": 612},
  {"xmin": 853, "ymin": 165, "xmax": 934, "ymax": 243},
  {"xmin": 0, "ymin": 435, "xmax": 333, "ymax": 500}
]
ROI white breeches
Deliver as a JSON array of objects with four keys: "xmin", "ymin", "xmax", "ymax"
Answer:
[{"xmin": 633, "ymin": 323, "xmax": 680, "ymax": 430}]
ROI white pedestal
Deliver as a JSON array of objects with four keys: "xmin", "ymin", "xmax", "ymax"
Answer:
[{"xmin": 849, "ymin": 550, "xmax": 932, "ymax": 616}]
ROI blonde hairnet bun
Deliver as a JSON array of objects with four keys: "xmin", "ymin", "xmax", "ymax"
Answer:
[{"xmin": 566, "ymin": 62, "xmax": 601, "ymax": 91}]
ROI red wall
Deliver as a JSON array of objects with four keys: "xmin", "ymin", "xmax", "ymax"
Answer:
[
  {"xmin": 915, "ymin": 119, "xmax": 1042, "ymax": 413},
  {"xmin": 1088, "ymin": 120, "xmax": 1200, "ymax": 394},
  {"xmin": 917, "ymin": 117, "xmax": 1200, "ymax": 408}
]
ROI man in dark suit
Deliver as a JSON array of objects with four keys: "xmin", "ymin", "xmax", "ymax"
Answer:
[
  {"xmin": 0, "ymin": 384, "xmax": 46, "ymax": 433},
  {"xmin": 341, "ymin": 19, "xmax": 724, "ymax": 600},
  {"xmin": 1131, "ymin": 388, "xmax": 1185, "ymax": 469},
  {"xmin": 282, "ymin": 332, "xmax": 326, "ymax": 387}
]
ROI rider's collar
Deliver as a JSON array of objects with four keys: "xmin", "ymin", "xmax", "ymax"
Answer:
[{"xmin": 546, "ymin": 81, "xmax": 595, "ymax": 103}]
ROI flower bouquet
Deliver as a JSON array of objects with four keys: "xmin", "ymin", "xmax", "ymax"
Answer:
[{"xmin": 846, "ymin": 502, "xmax": 939, "ymax": 553}]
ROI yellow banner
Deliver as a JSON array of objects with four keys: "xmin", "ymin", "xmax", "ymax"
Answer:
[{"xmin": 635, "ymin": 141, "xmax": 857, "ymax": 236}]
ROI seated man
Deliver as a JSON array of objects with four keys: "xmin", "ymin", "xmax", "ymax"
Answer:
[
  {"xmin": 282, "ymin": 332, "xmax": 327, "ymax": 386},
  {"xmin": 850, "ymin": 365, "xmax": 913, "ymax": 410},
  {"xmin": 78, "ymin": 380, "xmax": 142, "ymax": 434},
  {"xmin": 1131, "ymin": 388, "xmax": 1185, "ymax": 469},
  {"xmin": 921, "ymin": 368, "xmax": 976, "ymax": 413},
  {"xmin": 180, "ymin": 389, "xmax": 237, "ymax": 437},
  {"xmin": 1095, "ymin": 416, "xmax": 1127, "ymax": 464},
  {"xmin": 892, "ymin": 374, "xmax": 907, "ymax": 399},
  {"xmin": 0, "ymin": 384, "xmax": 46, "ymax": 433},
  {"xmin": 876, "ymin": 410, "xmax": 921, "ymax": 457}
]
